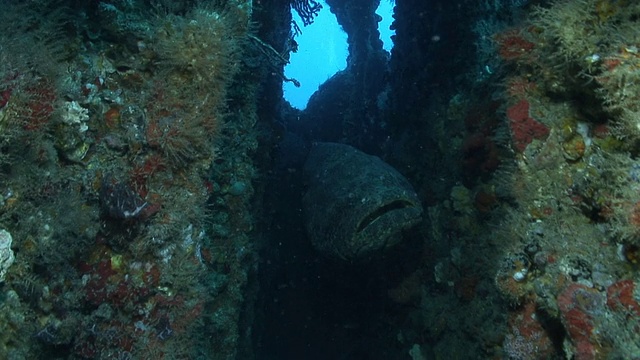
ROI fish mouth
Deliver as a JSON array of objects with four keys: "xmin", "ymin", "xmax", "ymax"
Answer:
[{"xmin": 356, "ymin": 200, "xmax": 417, "ymax": 233}]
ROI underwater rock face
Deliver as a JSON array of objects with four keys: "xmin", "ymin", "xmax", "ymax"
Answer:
[
  {"xmin": 303, "ymin": 142, "xmax": 423, "ymax": 261},
  {"xmin": 0, "ymin": 229, "xmax": 14, "ymax": 282}
]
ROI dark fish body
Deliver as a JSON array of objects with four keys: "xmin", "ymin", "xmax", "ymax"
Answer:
[{"xmin": 303, "ymin": 142, "xmax": 423, "ymax": 261}]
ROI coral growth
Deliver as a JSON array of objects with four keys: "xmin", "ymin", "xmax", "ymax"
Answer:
[
  {"xmin": 502, "ymin": 302, "xmax": 554, "ymax": 359},
  {"xmin": 506, "ymin": 99, "xmax": 549, "ymax": 152},
  {"xmin": 495, "ymin": 252, "xmax": 532, "ymax": 304},
  {"xmin": 493, "ymin": 28, "xmax": 536, "ymax": 62},
  {"xmin": 17, "ymin": 79, "xmax": 57, "ymax": 132},
  {"xmin": 557, "ymin": 283, "xmax": 606, "ymax": 359},
  {"xmin": 606, "ymin": 279, "xmax": 640, "ymax": 316}
]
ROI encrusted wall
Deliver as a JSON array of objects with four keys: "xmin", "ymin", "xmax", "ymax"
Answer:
[
  {"xmin": 4, "ymin": 0, "xmax": 640, "ymax": 358},
  {"xmin": 0, "ymin": 1, "xmax": 263, "ymax": 358}
]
